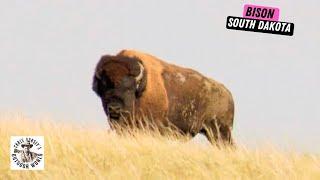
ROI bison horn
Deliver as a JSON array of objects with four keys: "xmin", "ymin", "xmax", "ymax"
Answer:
[{"xmin": 135, "ymin": 62, "xmax": 144, "ymax": 88}]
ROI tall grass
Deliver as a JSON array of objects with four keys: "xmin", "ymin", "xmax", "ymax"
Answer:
[{"xmin": 0, "ymin": 113, "xmax": 319, "ymax": 179}]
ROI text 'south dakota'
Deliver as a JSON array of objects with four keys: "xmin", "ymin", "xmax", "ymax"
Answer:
[{"xmin": 226, "ymin": 16, "xmax": 294, "ymax": 36}]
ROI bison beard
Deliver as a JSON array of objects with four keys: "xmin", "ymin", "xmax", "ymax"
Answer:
[{"xmin": 92, "ymin": 50, "xmax": 235, "ymax": 145}]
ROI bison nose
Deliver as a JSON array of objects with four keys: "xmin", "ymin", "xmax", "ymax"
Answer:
[{"xmin": 107, "ymin": 103, "xmax": 121, "ymax": 113}]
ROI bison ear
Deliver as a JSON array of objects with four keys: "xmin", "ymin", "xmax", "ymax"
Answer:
[
  {"xmin": 93, "ymin": 55, "xmax": 113, "ymax": 97},
  {"xmin": 92, "ymin": 75, "xmax": 101, "ymax": 97}
]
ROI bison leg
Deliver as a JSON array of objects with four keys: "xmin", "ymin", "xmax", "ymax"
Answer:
[{"xmin": 200, "ymin": 120, "xmax": 233, "ymax": 146}]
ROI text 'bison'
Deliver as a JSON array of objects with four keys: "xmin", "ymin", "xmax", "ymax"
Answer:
[{"xmin": 92, "ymin": 50, "xmax": 235, "ymax": 145}]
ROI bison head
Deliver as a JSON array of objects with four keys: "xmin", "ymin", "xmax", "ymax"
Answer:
[{"xmin": 92, "ymin": 55, "xmax": 147, "ymax": 122}]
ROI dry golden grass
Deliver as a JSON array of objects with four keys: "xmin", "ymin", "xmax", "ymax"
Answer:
[{"xmin": 0, "ymin": 113, "xmax": 319, "ymax": 180}]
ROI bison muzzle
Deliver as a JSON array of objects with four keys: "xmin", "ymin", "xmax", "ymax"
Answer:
[{"xmin": 92, "ymin": 50, "xmax": 235, "ymax": 145}]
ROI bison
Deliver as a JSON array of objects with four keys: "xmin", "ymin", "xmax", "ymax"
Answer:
[{"xmin": 92, "ymin": 50, "xmax": 235, "ymax": 145}]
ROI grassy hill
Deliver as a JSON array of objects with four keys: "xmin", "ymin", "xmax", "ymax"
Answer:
[{"xmin": 0, "ymin": 113, "xmax": 319, "ymax": 179}]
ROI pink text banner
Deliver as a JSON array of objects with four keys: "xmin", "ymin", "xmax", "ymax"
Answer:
[{"xmin": 243, "ymin": 4, "xmax": 280, "ymax": 21}]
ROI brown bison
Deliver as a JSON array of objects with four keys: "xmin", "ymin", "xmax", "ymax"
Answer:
[{"xmin": 92, "ymin": 50, "xmax": 235, "ymax": 144}]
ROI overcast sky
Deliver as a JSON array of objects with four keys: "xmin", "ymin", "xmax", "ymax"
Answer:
[{"xmin": 1, "ymin": 1, "xmax": 319, "ymax": 152}]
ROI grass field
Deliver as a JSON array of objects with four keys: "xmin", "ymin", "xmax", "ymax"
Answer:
[{"xmin": 0, "ymin": 113, "xmax": 319, "ymax": 180}]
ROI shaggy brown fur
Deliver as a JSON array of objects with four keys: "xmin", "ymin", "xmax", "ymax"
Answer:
[{"xmin": 93, "ymin": 50, "xmax": 235, "ymax": 145}]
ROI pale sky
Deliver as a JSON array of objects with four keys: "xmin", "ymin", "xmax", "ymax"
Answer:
[{"xmin": 1, "ymin": 1, "xmax": 319, "ymax": 152}]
